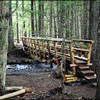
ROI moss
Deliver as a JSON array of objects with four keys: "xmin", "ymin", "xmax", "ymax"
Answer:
[{"xmin": 8, "ymin": 43, "xmax": 15, "ymax": 52}]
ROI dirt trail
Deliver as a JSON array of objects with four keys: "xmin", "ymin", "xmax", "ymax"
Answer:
[{"xmin": 6, "ymin": 71, "xmax": 96, "ymax": 99}]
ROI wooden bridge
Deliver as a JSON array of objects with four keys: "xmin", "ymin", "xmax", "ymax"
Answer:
[{"xmin": 22, "ymin": 37, "xmax": 96, "ymax": 83}]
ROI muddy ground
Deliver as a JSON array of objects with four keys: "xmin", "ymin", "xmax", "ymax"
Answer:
[{"xmin": 6, "ymin": 47, "xmax": 96, "ymax": 100}]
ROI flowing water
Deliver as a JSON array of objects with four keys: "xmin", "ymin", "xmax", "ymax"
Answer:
[{"xmin": 6, "ymin": 63, "xmax": 57, "ymax": 74}]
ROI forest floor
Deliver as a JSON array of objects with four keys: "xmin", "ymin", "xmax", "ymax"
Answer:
[{"xmin": 6, "ymin": 42, "xmax": 96, "ymax": 99}]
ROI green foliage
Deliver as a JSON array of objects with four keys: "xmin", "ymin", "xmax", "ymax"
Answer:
[
  {"xmin": 8, "ymin": 43, "xmax": 15, "ymax": 51},
  {"xmin": 11, "ymin": 1, "xmax": 84, "ymax": 39},
  {"xmin": 74, "ymin": 42, "xmax": 87, "ymax": 49}
]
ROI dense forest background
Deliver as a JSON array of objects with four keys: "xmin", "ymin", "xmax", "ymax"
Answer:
[
  {"xmin": 9, "ymin": 1, "xmax": 99, "ymax": 54},
  {"xmin": 11, "ymin": 1, "xmax": 90, "ymax": 39}
]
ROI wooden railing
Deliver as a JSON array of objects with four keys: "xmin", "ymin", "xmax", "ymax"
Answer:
[{"xmin": 22, "ymin": 37, "xmax": 94, "ymax": 75}]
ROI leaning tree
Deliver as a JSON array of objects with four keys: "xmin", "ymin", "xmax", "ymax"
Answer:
[{"xmin": 0, "ymin": 1, "xmax": 9, "ymax": 94}]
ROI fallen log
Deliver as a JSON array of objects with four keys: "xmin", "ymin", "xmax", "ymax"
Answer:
[
  {"xmin": 0, "ymin": 88, "xmax": 32, "ymax": 100},
  {"xmin": 5, "ymin": 86, "xmax": 24, "ymax": 91}
]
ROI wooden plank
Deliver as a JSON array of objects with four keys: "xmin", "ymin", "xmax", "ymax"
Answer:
[
  {"xmin": 64, "ymin": 80, "xmax": 77, "ymax": 83},
  {"xmin": 64, "ymin": 75, "xmax": 74, "ymax": 77},
  {"xmin": 74, "ymin": 55, "xmax": 87, "ymax": 61},
  {"xmin": 70, "ymin": 64, "xmax": 78, "ymax": 67},
  {"xmin": 87, "ymin": 63, "xmax": 92, "ymax": 66},
  {"xmin": 81, "ymin": 70, "xmax": 94, "ymax": 74},
  {"xmin": 79, "ymin": 66, "xmax": 89, "ymax": 69},
  {"xmin": 73, "ymin": 39, "xmax": 94, "ymax": 43},
  {"xmin": 0, "ymin": 88, "xmax": 32, "ymax": 100},
  {"xmin": 74, "ymin": 59, "xmax": 86, "ymax": 64},
  {"xmin": 5, "ymin": 87, "xmax": 24, "ymax": 91},
  {"xmin": 22, "ymin": 37, "xmax": 94, "ymax": 44},
  {"xmin": 84, "ymin": 75, "xmax": 96, "ymax": 80},
  {"xmin": 74, "ymin": 48, "xmax": 89, "ymax": 52},
  {"xmin": 22, "ymin": 37, "xmax": 72, "ymax": 43}
]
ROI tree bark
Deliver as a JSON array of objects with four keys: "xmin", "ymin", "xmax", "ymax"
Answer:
[
  {"xmin": 38, "ymin": 0, "xmax": 42, "ymax": 36},
  {"xmin": 88, "ymin": 1, "xmax": 99, "ymax": 70},
  {"xmin": 54, "ymin": 14, "xmax": 57, "ymax": 38},
  {"xmin": 0, "ymin": 1, "xmax": 9, "ymax": 94},
  {"xmin": 60, "ymin": 1, "xmax": 65, "ymax": 38},
  {"xmin": 49, "ymin": 1, "xmax": 53, "ymax": 37},
  {"xmin": 93, "ymin": 2, "xmax": 100, "ymax": 99},
  {"xmin": 57, "ymin": 1, "xmax": 60, "ymax": 38},
  {"xmin": 41, "ymin": 1, "xmax": 44, "ymax": 35},
  {"xmin": 8, "ymin": 0, "xmax": 14, "ymax": 51},
  {"xmin": 35, "ymin": 1, "xmax": 38, "ymax": 36},
  {"xmin": 82, "ymin": 1, "xmax": 90, "ymax": 39},
  {"xmin": 31, "ymin": 0, "xmax": 34, "ymax": 37},
  {"xmin": 16, "ymin": 0, "xmax": 19, "ymax": 43},
  {"xmin": 87, "ymin": 1, "xmax": 100, "ymax": 98},
  {"xmin": 22, "ymin": 0, "xmax": 25, "ymax": 37}
]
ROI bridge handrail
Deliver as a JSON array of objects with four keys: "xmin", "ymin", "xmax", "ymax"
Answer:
[
  {"xmin": 73, "ymin": 39, "xmax": 94, "ymax": 44},
  {"xmin": 22, "ymin": 37, "xmax": 73, "ymax": 43}
]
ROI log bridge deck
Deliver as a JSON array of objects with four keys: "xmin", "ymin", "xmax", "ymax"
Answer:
[{"xmin": 22, "ymin": 37, "xmax": 96, "ymax": 83}]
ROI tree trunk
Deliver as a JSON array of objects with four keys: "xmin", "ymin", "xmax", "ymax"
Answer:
[
  {"xmin": 35, "ymin": 1, "xmax": 38, "ymax": 36},
  {"xmin": 75, "ymin": 4, "xmax": 77, "ymax": 38},
  {"xmin": 54, "ymin": 14, "xmax": 57, "ymax": 38},
  {"xmin": 49, "ymin": 1, "xmax": 52, "ymax": 37},
  {"xmin": 87, "ymin": 1, "xmax": 100, "ymax": 99},
  {"xmin": 65, "ymin": 4, "xmax": 69, "ymax": 38},
  {"xmin": 8, "ymin": 0, "xmax": 14, "ymax": 51},
  {"xmin": 78, "ymin": 13, "xmax": 81, "ymax": 39},
  {"xmin": 22, "ymin": 0, "xmax": 25, "ymax": 37},
  {"xmin": 72, "ymin": 5, "xmax": 76, "ymax": 38},
  {"xmin": 38, "ymin": 0, "xmax": 42, "ymax": 36},
  {"xmin": 31, "ymin": 0, "xmax": 34, "ymax": 37},
  {"xmin": 0, "ymin": 1, "xmax": 9, "ymax": 94},
  {"xmin": 95, "ymin": 3, "xmax": 100, "ymax": 99},
  {"xmin": 88, "ymin": 1, "xmax": 99, "ymax": 70},
  {"xmin": 60, "ymin": 1, "xmax": 65, "ymax": 38},
  {"xmin": 16, "ymin": 0, "xmax": 19, "ymax": 43},
  {"xmin": 41, "ymin": 1, "xmax": 44, "ymax": 35},
  {"xmin": 82, "ymin": 1, "xmax": 90, "ymax": 39},
  {"xmin": 57, "ymin": 1, "xmax": 60, "ymax": 38}
]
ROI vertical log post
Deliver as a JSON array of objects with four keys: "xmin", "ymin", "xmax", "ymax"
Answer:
[
  {"xmin": 87, "ymin": 41, "xmax": 94, "ymax": 66},
  {"xmin": 42, "ymin": 41, "xmax": 45, "ymax": 59},
  {"xmin": 26, "ymin": 38, "xmax": 28, "ymax": 46},
  {"xmin": 37, "ymin": 40, "xmax": 41, "ymax": 60},
  {"xmin": 28, "ymin": 38, "xmax": 30, "ymax": 52},
  {"xmin": 47, "ymin": 41, "xmax": 53, "ymax": 68},
  {"xmin": 24, "ymin": 38, "xmax": 26, "ymax": 46},
  {"xmin": 54, "ymin": 42, "xmax": 60, "ymax": 73},
  {"xmin": 34, "ymin": 40, "xmax": 37, "ymax": 56},
  {"xmin": 69, "ymin": 41, "xmax": 76, "ymax": 75},
  {"xmin": 31, "ymin": 39, "xmax": 34, "ymax": 55},
  {"xmin": 29, "ymin": 38, "xmax": 32, "ymax": 56}
]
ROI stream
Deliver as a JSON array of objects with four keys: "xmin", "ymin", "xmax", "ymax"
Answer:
[{"xmin": 6, "ymin": 63, "xmax": 57, "ymax": 75}]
